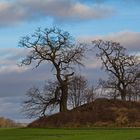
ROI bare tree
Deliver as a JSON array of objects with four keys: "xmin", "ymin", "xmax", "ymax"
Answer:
[
  {"xmin": 93, "ymin": 40, "xmax": 140, "ymax": 101},
  {"xmin": 84, "ymin": 85, "xmax": 97, "ymax": 103},
  {"xmin": 68, "ymin": 75, "xmax": 97, "ymax": 108},
  {"xmin": 99, "ymin": 78, "xmax": 120, "ymax": 99},
  {"xmin": 19, "ymin": 27, "xmax": 86, "ymax": 112},
  {"xmin": 68, "ymin": 75, "xmax": 88, "ymax": 108},
  {"xmin": 22, "ymin": 81, "xmax": 60, "ymax": 118},
  {"xmin": 127, "ymin": 79, "xmax": 140, "ymax": 101}
]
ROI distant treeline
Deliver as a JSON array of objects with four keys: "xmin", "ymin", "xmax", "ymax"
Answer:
[{"xmin": 0, "ymin": 117, "xmax": 22, "ymax": 128}]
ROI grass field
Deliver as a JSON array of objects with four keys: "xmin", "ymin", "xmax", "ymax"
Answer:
[{"xmin": 0, "ymin": 128, "xmax": 140, "ymax": 140}]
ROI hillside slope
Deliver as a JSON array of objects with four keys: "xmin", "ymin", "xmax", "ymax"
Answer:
[{"xmin": 28, "ymin": 98, "xmax": 140, "ymax": 127}]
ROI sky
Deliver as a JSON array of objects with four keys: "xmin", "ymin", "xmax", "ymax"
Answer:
[{"xmin": 0, "ymin": 0, "xmax": 140, "ymax": 123}]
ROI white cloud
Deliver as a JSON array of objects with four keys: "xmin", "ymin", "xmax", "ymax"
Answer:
[
  {"xmin": 0, "ymin": 47, "xmax": 53, "ymax": 98},
  {"xmin": 86, "ymin": 59, "xmax": 102, "ymax": 69},
  {"xmin": 78, "ymin": 31, "xmax": 140, "ymax": 52},
  {"xmin": 0, "ymin": 48, "xmax": 30, "ymax": 74},
  {"xmin": 0, "ymin": 0, "xmax": 114, "ymax": 26},
  {"xmin": 0, "ymin": 96, "xmax": 21, "ymax": 117},
  {"xmin": 0, "ymin": 65, "xmax": 28, "ymax": 74},
  {"xmin": 0, "ymin": 96, "xmax": 34, "ymax": 123}
]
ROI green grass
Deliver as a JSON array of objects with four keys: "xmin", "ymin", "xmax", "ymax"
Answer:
[{"xmin": 0, "ymin": 128, "xmax": 140, "ymax": 140}]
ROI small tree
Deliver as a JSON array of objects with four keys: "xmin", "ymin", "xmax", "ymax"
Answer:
[
  {"xmin": 127, "ymin": 79, "xmax": 140, "ymax": 101},
  {"xmin": 68, "ymin": 75, "xmax": 88, "ymax": 108},
  {"xmin": 93, "ymin": 40, "xmax": 140, "ymax": 101},
  {"xmin": 68, "ymin": 75, "xmax": 97, "ymax": 108},
  {"xmin": 19, "ymin": 27, "xmax": 86, "ymax": 112},
  {"xmin": 84, "ymin": 85, "xmax": 97, "ymax": 103},
  {"xmin": 99, "ymin": 78, "xmax": 120, "ymax": 99}
]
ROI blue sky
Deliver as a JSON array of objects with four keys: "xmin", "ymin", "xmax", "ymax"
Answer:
[
  {"xmin": 0, "ymin": 0, "xmax": 140, "ymax": 49},
  {"xmin": 0, "ymin": 0, "xmax": 140, "ymax": 122}
]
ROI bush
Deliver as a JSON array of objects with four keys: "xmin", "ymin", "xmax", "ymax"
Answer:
[{"xmin": 114, "ymin": 108, "xmax": 129, "ymax": 126}]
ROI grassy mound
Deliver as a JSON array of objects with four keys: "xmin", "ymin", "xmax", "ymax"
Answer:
[{"xmin": 28, "ymin": 98, "xmax": 140, "ymax": 128}]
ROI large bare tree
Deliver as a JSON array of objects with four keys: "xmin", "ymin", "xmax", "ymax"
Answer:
[
  {"xmin": 93, "ymin": 40, "xmax": 140, "ymax": 101},
  {"xmin": 19, "ymin": 27, "xmax": 86, "ymax": 112}
]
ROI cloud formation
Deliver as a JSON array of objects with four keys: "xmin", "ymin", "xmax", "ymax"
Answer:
[
  {"xmin": 0, "ymin": 0, "xmax": 114, "ymax": 27},
  {"xmin": 0, "ymin": 96, "xmax": 34, "ymax": 122},
  {"xmin": 0, "ymin": 47, "xmax": 54, "ymax": 97},
  {"xmin": 0, "ymin": 48, "xmax": 29, "ymax": 74},
  {"xmin": 78, "ymin": 31, "xmax": 140, "ymax": 52}
]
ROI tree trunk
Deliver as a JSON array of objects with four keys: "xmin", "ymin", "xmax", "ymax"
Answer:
[
  {"xmin": 121, "ymin": 94, "xmax": 126, "ymax": 101},
  {"xmin": 60, "ymin": 84, "xmax": 68, "ymax": 112},
  {"xmin": 120, "ymin": 90, "xmax": 127, "ymax": 101}
]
